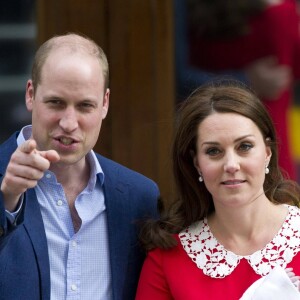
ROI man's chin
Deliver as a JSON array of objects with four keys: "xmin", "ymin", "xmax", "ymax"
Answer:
[{"xmin": 52, "ymin": 155, "xmax": 80, "ymax": 166}]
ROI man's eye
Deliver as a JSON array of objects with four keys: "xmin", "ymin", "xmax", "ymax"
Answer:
[
  {"xmin": 48, "ymin": 100, "xmax": 62, "ymax": 105},
  {"xmin": 82, "ymin": 103, "xmax": 93, "ymax": 108},
  {"xmin": 79, "ymin": 103, "xmax": 95, "ymax": 110}
]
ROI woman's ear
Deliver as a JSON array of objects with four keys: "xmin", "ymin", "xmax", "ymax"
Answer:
[
  {"xmin": 265, "ymin": 137, "xmax": 272, "ymax": 163},
  {"xmin": 190, "ymin": 149, "xmax": 201, "ymax": 174}
]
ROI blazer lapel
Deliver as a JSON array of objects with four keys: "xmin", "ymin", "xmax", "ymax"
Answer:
[
  {"xmin": 0, "ymin": 134, "xmax": 50, "ymax": 299},
  {"xmin": 24, "ymin": 188, "xmax": 51, "ymax": 300},
  {"xmin": 103, "ymin": 173, "xmax": 131, "ymax": 300}
]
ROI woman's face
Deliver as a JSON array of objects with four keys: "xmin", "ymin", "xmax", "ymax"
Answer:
[{"xmin": 193, "ymin": 112, "xmax": 271, "ymax": 209}]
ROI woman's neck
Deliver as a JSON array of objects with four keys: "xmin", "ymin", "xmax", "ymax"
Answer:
[{"xmin": 207, "ymin": 201, "xmax": 288, "ymax": 255}]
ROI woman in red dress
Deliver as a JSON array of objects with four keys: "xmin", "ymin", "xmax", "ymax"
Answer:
[{"xmin": 136, "ymin": 81, "xmax": 300, "ymax": 299}]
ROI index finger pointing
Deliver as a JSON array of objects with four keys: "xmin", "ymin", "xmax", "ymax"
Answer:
[{"xmin": 19, "ymin": 139, "xmax": 37, "ymax": 154}]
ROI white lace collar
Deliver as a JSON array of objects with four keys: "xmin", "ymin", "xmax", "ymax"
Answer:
[{"xmin": 179, "ymin": 205, "xmax": 300, "ymax": 278}]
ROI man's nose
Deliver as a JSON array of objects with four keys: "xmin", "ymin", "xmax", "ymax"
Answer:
[{"xmin": 59, "ymin": 107, "xmax": 78, "ymax": 132}]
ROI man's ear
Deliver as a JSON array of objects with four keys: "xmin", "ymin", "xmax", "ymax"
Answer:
[
  {"xmin": 102, "ymin": 88, "xmax": 110, "ymax": 119},
  {"xmin": 25, "ymin": 80, "xmax": 34, "ymax": 112}
]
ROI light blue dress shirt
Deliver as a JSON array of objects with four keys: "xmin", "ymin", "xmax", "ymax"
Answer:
[{"xmin": 17, "ymin": 126, "xmax": 112, "ymax": 300}]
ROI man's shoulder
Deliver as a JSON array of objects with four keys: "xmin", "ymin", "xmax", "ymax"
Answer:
[
  {"xmin": 0, "ymin": 132, "xmax": 18, "ymax": 149},
  {"xmin": 0, "ymin": 132, "xmax": 18, "ymax": 169},
  {"xmin": 95, "ymin": 153, "xmax": 158, "ymax": 188}
]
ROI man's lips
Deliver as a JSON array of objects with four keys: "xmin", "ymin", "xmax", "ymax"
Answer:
[{"xmin": 54, "ymin": 136, "xmax": 80, "ymax": 146}]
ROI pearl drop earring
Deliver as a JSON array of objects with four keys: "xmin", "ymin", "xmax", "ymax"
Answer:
[
  {"xmin": 198, "ymin": 174, "xmax": 203, "ymax": 182},
  {"xmin": 265, "ymin": 165, "xmax": 270, "ymax": 174}
]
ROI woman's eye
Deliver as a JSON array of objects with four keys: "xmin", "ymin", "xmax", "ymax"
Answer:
[
  {"xmin": 239, "ymin": 143, "xmax": 253, "ymax": 152},
  {"xmin": 206, "ymin": 148, "xmax": 221, "ymax": 156}
]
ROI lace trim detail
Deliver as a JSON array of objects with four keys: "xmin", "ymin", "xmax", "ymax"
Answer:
[{"xmin": 179, "ymin": 205, "xmax": 300, "ymax": 278}]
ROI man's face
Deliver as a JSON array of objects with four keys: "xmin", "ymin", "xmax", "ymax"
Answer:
[{"xmin": 25, "ymin": 49, "xmax": 109, "ymax": 168}]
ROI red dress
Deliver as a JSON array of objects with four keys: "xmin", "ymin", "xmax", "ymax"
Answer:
[
  {"xmin": 188, "ymin": 1, "xmax": 300, "ymax": 180},
  {"xmin": 136, "ymin": 205, "xmax": 300, "ymax": 299}
]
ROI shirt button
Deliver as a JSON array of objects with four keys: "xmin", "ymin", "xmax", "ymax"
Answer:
[
  {"xmin": 72, "ymin": 241, "xmax": 77, "ymax": 247},
  {"xmin": 45, "ymin": 173, "xmax": 51, "ymax": 179},
  {"xmin": 57, "ymin": 200, "xmax": 63, "ymax": 206},
  {"xmin": 71, "ymin": 284, "xmax": 77, "ymax": 291}
]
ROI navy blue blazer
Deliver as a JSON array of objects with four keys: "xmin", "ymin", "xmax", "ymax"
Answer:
[{"xmin": 0, "ymin": 132, "xmax": 159, "ymax": 300}]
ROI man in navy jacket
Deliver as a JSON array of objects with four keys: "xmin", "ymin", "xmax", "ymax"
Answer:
[{"xmin": 0, "ymin": 33, "xmax": 159, "ymax": 300}]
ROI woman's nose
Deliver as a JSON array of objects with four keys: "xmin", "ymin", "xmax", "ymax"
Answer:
[{"xmin": 223, "ymin": 152, "xmax": 240, "ymax": 173}]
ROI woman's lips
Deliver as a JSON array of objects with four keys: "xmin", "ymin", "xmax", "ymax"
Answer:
[{"xmin": 221, "ymin": 180, "xmax": 246, "ymax": 185}]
